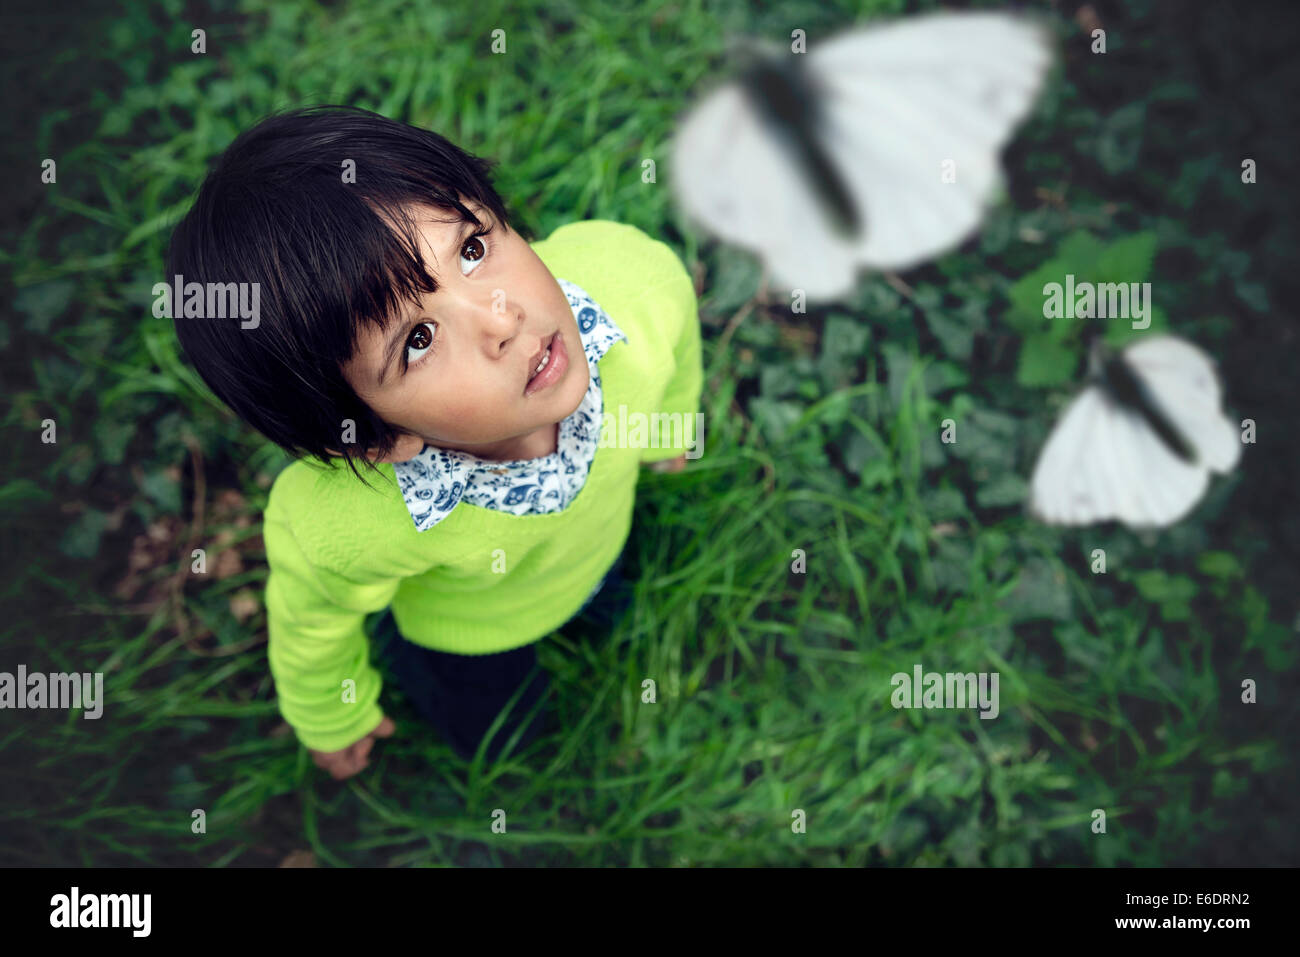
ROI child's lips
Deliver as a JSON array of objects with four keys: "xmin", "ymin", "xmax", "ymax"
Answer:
[{"xmin": 524, "ymin": 332, "xmax": 567, "ymax": 395}]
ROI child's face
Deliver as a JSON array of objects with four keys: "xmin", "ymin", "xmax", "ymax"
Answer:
[{"xmin": 342, "ymin": 201, "xmax": 591, "ymax": 462}]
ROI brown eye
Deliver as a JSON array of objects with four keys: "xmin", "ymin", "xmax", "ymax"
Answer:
[
  {"xmin": 459, "ymin": 234, "xmax": 488, "ymax": 275},
  {"xmin": 405, "ymin": 321, "xmax": 436, "ymax": 367}
]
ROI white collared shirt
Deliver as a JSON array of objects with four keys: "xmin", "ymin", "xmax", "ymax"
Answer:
[{"xmin": 392, "ymin": 278, "xmax": 628, "ymax": 532}]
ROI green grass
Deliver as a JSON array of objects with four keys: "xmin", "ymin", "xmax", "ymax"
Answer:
[{"xmin": 2, "ymin": 0, "xmax": 1297, "ymax": 866}]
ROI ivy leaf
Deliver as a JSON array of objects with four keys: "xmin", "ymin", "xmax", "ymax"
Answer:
[
  {"xmin": 1135, "ymin": 570, "xmax": 1196, "ymax": 621},
  {"xmin": 1235, "ymin": 280, "xmax": 1269, "ymax": 312},
  {"xmin": 1017, "ymin": 334, "xmax": 1078, "ymax": 388},
  {"xmin": 1006, "ymin": 266, "xmax": 1059, "ymax": 333},
  {"xmin": 925, "ymin": 308, "xmax": 976, "ymax": 361},
  {"xmin": 139, "ymin": 468, "xmax": 182, "ymax": 515},
  {"xmin": 1057, "ymin": 230, "xmax": 1108, "ymax": 270},
  {"xmin": 818, "ymin": 314, "xmax": 870, "ymax": 389},
  {"xmin": 759, "ymin": 364, "xmax": 802, "ymax": 399},
  {"xmin": 1104, "ymin": 304, "xmax": 1170, "ymax": 347},
  {"xmin": 1098, "ymin": 231, "xmax": 1158, "ymax": 282},
  {"xmin": 843, "ymin": 428, "xmax": 885, "ymax": 477},
  {"xmin": 1001, "ymin": 558, "xmax": 1073, "ymax": 622},
  {"xmin": 1197, "ymin": 551, "xmax": 1243, "ymax": 579},
  {"xmin": 704, "ymin": 246, "xmax": 762, "ymax": 314},
  {"xmin": 95, "ymin": 418, "xmax": 135, "ymax": 466},
  {"xmin": 59, "ymin": 508, "xmax": 111, "ymax": 559},
  {"xmin": 1006, "ymin": 230, "xmax": 1106, "ymax": 334},
  {"xmin": 883, "ymin": 343, "xmax": 916, "ymax": 409},
  {"xmin": 15, "ymin": 279, "xmax": 76, "ymax": 334},
  {"xmin": 1096, "ymin": 102, "xmax": 1147, "ymax": 174},
  {"xmin": 748, "ymin": 397, "xmax": 804, "ymax": 444},
  {"xmin": 948, "ymin": 407, "xmax": 1021, "ymax": 468},
  {"xmin": 976, "ymin": 473, "xmax": 1029, "ymax": 508}
]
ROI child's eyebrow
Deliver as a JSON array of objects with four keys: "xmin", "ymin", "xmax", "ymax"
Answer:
[{"xmin": 375, "ymin": 217, "xmax": 478, "ymax": 386}]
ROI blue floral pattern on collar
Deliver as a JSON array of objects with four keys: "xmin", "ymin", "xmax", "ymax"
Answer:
[{"xmin": 391, "ymin": 278, "xmax": 628, "ymax": 532}]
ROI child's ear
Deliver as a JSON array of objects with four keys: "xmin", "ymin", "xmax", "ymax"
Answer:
[{"xmin": 325, "ymin": 432, "xmax": 425, "ymax": 463}]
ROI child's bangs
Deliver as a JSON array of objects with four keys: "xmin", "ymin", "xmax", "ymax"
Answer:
[{"xmin": 348, "ymin": 193, "xmax": 494, "ymax": 346}]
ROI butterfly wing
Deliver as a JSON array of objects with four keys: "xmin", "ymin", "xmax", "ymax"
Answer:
[
  {"xmin": 669, "ymin": 12, "xmax": 1052, "ymax": 301},
  {"xmin": 1096, "ymin": 398, "xmax": 1212, "ymax": 527},
  {"xmin": 1121, "ymin": 335, "xmax": 1241, "ymax": 474},
  {"xmin": 808, "ymin": 12, "xmax": 1053, "ymax": 272},
  {"xmin": 1030, "ymin": 387, "xmax": 1113, "ymax": 526},
  {"xmin": 1029, "ymin": 386, "xmax": 1211, "ymax": 528},
  {"xmin": 669, "ymin": 80, "xmax": 860, "ymax": 298}
]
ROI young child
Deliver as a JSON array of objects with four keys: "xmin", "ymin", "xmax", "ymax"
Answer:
[{"xmin": 167, "ymin": 106, "xmax": 703, "ymax": 774}]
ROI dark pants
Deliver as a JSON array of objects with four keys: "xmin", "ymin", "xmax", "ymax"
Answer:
[{"xmin": 373, "ymin": 553, "xmax": 633, "ymax": 761}]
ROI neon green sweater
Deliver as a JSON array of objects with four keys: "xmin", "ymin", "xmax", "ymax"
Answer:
[{"xmin": 262, "ymin": 220, "xmax": 703, "ymax": 752}]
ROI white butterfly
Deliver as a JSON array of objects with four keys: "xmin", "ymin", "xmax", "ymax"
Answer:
[
  {"xmin": 669, "ymin": 12, "xmax": 1054, "ymax": 302},
  {"xmin": 1028, "ymin": 335, "xmax": 1242, "ymax": 528}
]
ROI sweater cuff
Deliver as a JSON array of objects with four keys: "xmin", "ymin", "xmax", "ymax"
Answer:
[{"xmin": 292, "ymin": 698, "xmax": 386, "ymax": 754}]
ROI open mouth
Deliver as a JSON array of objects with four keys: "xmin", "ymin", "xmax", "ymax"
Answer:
[
  {"xmin": 524, "ymin": 332, "xmax": 567, "ymax": 395},
  {"xmin": 528, "ymin": 334, "xmax": 556, "ymax": 379}
]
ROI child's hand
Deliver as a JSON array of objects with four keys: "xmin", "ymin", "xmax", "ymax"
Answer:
[
  {"xmin": 645, "ymin": 454, "xmax": 687, "ymax": 473},
  {"xmin": 308, "ymin": 714, "xmax": 396, "ymax": 780}
]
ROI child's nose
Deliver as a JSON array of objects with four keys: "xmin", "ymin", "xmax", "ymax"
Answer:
[{"xmin": 473, "ymin": 299, "xmax": 523, "ymax": 353}]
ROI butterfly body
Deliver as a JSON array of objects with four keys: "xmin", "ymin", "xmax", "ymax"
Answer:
[
  {"xmin": 1099, "ymin": 352, "xmax": 1198, "ymax": 465},
  {"xmin": 734, "ymin": 45, "xmax": 862, "ymax": 238}
]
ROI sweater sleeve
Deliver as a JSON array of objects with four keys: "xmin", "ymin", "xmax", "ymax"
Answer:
[
  {"xmin": 263, "ymin": 506, "xmax": 401, "ymax": 753},
  {"xmin": 639, "ymin": 240, "xmax": 704, "ymax": 463}
]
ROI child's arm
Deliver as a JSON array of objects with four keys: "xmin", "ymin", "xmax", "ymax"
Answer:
[{"xmin": 262, "ymin": 510, "xmax": 401, "ymax": 755}]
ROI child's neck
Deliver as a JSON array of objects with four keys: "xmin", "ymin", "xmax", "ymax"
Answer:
[{"xmin": 454, "ymin": 421, "xmax": 559, "ymax": 463}]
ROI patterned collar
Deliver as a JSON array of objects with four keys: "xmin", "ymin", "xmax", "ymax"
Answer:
[{"xmin": 391, "ymin": 278, "xmax": 627, "ymax": 531}]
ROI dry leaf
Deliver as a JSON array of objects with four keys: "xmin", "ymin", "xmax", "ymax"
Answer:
[
  {"xmin": 229, "ymin": 590, "xmax": 260, "ymax": 623},
  {"xmin": 212, "ymin": 549, "xmax": 244, "ymax": 580},
  {"xmin": 279, "ymin": 850, "xmax": 316, "ymax": 868}
]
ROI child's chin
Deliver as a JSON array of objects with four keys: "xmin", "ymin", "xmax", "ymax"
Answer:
[{"xmin": 551, "ymin": 380, "xmax": 586, "ymax": 419}]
